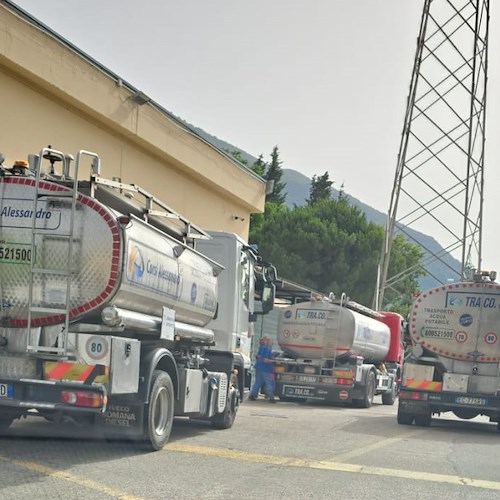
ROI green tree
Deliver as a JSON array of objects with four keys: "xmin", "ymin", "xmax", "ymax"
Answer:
[
  {"xmin": 250, "ymin": 196, "xmax": 424, "ymax": 312},
  {"xmin": 337, "ymin": 182, "xmax": 348, "ymax": 202},
  {"xmin": 307, "ymin": 172, "xmax": 333, "ymax": 205},
  {"xmin": 264, "ymin": 145, "xmax": 287, "ymax": 206},
  {"xmin": 226, "ymin": 149, "xmax": 248, "ymax": 167},
  {"xmin": 251, "ymin": 154, "xmax": 266, "ymax": 177}
]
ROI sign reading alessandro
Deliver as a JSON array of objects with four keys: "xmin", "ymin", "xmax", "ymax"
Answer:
[
  {"xmin": 0, "ymin": 199, "xmax": 61, "ymax": 230},
  {"xmin": 1, "ymin": 206, "xmax": 52, "ymax": 219}
]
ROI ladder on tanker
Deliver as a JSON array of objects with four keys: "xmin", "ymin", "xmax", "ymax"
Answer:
[
  {"xmin": 320, "ymin": 292, "xmax": 347, "ymax": 374},
  {"xmin": 26, "ymin": 148, "xmax": 95, "ymax": 357},
  {"xmin": 24, "ymin": 146, "xmax": 211, "ymax": 356}
]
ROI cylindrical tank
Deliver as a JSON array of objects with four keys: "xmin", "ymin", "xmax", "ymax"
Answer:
[
  {"xmin": 378, "ymin": 311, "xmax": 403, "ymax": 363},
  {"xmin": 0, "ymin": 176, "xmax": 219, "ymax": 328},
  {"xmin": 410, "ymin": 282, "xmax": 500, "ymax": 362},
  {"xmin": 278, "ymin": 300, "xmax": 390, "ymax": 362}
]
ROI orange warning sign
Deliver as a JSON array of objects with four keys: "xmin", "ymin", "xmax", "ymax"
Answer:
[
  {"xmin": 43, "ymin": 361, "xmax": 108, "ymax": 383},
  {"xmin": 405, "ymin": 378, "xmax": 443, "ymax": 391}
]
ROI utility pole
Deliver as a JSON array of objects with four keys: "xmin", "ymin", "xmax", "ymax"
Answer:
[{"xmin": 374, "ymin": 0, "xmax": 489, "ymax": 310}]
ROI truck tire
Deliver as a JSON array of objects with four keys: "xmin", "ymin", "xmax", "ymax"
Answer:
[
  {"xmin": 0, "ymin": 416, "xmax": 13, "ymax": 434},
  {"xmin": 143, "ymin": 370, "xmax": 174, "ymax": 451},
  {"xmin": 397, "ymin": 408, "xmax": 414, "ymax": 425},
  {"xmin": 381, "ymin": 381, "xmax": 397, "ymax": 406},
  {"xmin": 211, "ymin": 373, "xmax": 239, "ymax": 430},
  {"xmin": 414, "ymin": 413, "xmax": 432, "ymax": 427},
  {"xmin": 356, "ymin": 371, "xmax": 376, "ymax": 408}
]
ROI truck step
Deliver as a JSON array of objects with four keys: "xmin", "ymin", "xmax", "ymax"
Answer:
[
  {"xmin": 26, "ymin": 346, "xmax": 68, "ymax": 357},
  {"xmin": 29, "ymin": 306, "xmax": 69, "ymax": 314},
  {"xmin": 32, "ymin": 229, "xmax": 74, "ymax": 238},
  {"xmin": 30, "ymin": 268, "xmax": 73, "ymax": 276}
]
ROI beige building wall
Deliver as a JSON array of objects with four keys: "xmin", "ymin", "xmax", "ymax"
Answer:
[{"xmin": 0, "ymin": 4, "xmax": 266, "ymax": 240}]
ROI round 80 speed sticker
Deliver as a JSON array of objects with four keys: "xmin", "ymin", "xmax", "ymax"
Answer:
[
  {"xmin": 485, "ymin": 332, "xmax": 498, "ymax": 345},
  {"xmin": 85, "ymin": 336, "xmax": 109, "ymax": 360}
]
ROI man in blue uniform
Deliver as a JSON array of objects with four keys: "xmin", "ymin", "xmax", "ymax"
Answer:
[{"xmin": 249, "ymin": 336, "xmax": 276, "ymax": 402}]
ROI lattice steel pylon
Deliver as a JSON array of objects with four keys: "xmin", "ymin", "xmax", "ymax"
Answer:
[{"xmin": 374, "ymin": 0, "xmax": 489, "ymax": 310}]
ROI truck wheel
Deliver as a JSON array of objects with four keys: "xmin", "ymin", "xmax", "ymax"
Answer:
[
  {"xmin": 397, "ymin": 409, "xmax": 414, "ymax": 425},
  {"xmin": 211, "ymin": 374, "xmax": 239, "ymax": 430},
  {"xmin": 414, "ymin": 413, "xmax": 432, "ymax": 427},
  {"xmin": 381, "ymin": 381, "xmax": 397, "ymax": 406},
  {"xmin": 356, "ymin": 371, "xmax": 376, "ymax": 408},
  {"xmin": 0, "ymin": 416, "xmax": 14, "ymax": 434},
  {"xmin": 143, "ymin": 370, "xmax": 174, "ymax": 451}
]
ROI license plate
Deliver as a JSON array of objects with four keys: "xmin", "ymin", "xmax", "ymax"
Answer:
[
  {"xmin": 455, "ymin": 396, "xmax": 488, "ymax": 406},
  {"xmin": 284, "ymin": 386, "xmax": 315, "ymax": 398},
  {"xmin": 0, "ymin": 383, "xmax": 13, "ymax": 398}
]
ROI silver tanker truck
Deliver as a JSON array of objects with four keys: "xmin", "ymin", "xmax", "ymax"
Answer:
[
  {"xmin": 398, "ymin": 270, "xmax": 500, "ymax": 429},
  {"xmin": 0, "ymin": 147, "xmax": 276, "ymax": 450},
  {"xmin": 273, "ymin": 294, "xmax": 404, "ymax": 407}
]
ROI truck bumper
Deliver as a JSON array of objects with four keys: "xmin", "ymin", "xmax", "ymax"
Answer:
[
  {"xmin": 275, "ymin": 378, "xmax": 353, "ymax": 403},
  {"xmin": 0, "ymin": 376, "xmax": 107, "ymax": 416},
  {"xmin": 399, "ymin": 388, "xmax": 500, "ymax": 417}
]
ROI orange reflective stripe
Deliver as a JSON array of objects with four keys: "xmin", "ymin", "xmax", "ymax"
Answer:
[
  {"xmin": 76, "ymin": 364, "xmax": 95, "ymax": 381},
  {"xmin": 406, "ymin": 378, "xmax": 443, "ymax": 391},
  {"xmin": 46, "ymin": 361, "xmax": 74, "ymax": 379},
  {"xmin": 44, "ymin": 361, "xmax": 99, "ymax": 381},
  {"xmin": 332, "ymin": 370, "xmax": 354, "ymax": 378}
]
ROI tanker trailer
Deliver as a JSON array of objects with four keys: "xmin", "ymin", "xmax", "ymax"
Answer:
[
  {"xmin": 398, "ymin": 270, "xmax": 500, "ymax": 429},
  {"xmin": 0, "ymin": 147, "xmax": 276, "ymax": 450},
  {"xmin": 273, "ymin": 294, "xmax": 403, "ymax": 407}
]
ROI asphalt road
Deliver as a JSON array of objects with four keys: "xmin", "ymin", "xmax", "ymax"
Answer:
[{"xmin": 1, "ymin": 395, "xmax": 500, "ymax": 499}]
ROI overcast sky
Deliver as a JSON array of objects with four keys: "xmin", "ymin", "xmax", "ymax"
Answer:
[{"xmin": 9, "ymin": 0, "xmax": 500, "ymax": 268}]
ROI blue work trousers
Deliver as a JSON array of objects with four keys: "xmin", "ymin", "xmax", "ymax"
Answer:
[{"xmin": 250, "ymin": 369, "xmax": 275, "ymax": 399}]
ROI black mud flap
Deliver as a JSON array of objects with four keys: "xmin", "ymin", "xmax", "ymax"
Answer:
[
  {"xmin": 398, "ymin": 398, "xmax": 431, "ymax": 415},
  {"xmin": 95, "ymin": 397, "xmax": 144, "ymax": 438}
]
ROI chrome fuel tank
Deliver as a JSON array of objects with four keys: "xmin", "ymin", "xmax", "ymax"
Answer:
[
  {"xmin": 411, "ymin": 282, "xmax": 500, "ymax": 363},
  {"xmin": 0, "ymin": 177, "xmax": 218, "ymax": 328},
  {"xmin": 278, "ymin": 301, "xmax": 390, "ymax": 362}
]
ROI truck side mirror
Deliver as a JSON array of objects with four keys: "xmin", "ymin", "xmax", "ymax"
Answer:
[
  {"xmin": 264, "ymin": 265, "xmax": 277, "ymax": 283},
  {"xmin": 261, "ymin": 282, "xmax": 275, "ymax": 315}
]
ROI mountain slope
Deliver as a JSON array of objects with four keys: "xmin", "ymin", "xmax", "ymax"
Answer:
[
  {"xmin": 282, "ymin": 169, "xmax": 460, "ymax": 290},
  {"xmin": 189, "ymin": 124, "xmax": 460, "ymax": 290}
]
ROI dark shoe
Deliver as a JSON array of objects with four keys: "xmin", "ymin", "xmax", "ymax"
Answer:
[{"xmin": 249, "ymin": 395, "xmax": 256, "ymax": 401}]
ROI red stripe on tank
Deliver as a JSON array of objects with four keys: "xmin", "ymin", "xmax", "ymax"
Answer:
[{"xmin": 2, "ymin": 177, "xmax": 121, "ymax": 328}]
